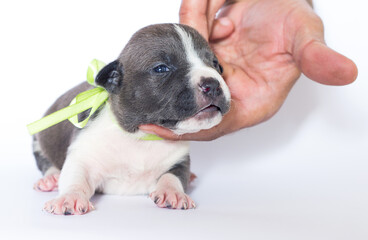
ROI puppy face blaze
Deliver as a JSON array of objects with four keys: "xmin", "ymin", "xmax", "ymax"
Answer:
[{"xmin": 96, "ymin": 24, "xmax": 231, "ymax": 134}]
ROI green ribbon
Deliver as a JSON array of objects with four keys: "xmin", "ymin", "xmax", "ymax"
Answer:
[{"xmin": 27, "ymin": 59, "xmax": 163, "ymax": 141}]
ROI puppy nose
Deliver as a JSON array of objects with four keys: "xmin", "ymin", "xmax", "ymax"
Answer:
[{"xmin": 199, "ymin": 77, "xmax": 222, "ymax": 98}]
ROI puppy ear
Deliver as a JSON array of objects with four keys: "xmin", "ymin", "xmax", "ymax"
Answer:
[{"xmin": 95, "ymin": 60, "xmax": 122, "ymax": 93}]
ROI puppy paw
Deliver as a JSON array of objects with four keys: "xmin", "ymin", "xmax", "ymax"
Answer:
[
  {"xmin": 34, "ymin": 173, "xmax": 60, "ymax": 192},
  {"xmin": 150, "ymin": 189, "xmax": 196, "ymax": 210},
  {"xmin": 43, "ymin": 193, "xmax": 94, "ymax": 215}
]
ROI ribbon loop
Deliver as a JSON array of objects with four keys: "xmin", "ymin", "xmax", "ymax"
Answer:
[
  {"xmin": 27, "ymin": 59, "xmax": 108, "ymax": 135},
  {"xmin": 68, "ymin": 87, "xmax": 109, "ymax": 128}
]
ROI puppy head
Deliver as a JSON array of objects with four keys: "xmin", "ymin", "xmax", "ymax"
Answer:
[{"xmin": 96, "ymin": 24, "xmax": 231, "ymax": 135}]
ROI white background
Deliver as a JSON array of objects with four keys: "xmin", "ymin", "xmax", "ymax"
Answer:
[{"xmin": 0, "ymin": 0, "xmax": 367, "ymax": 239}]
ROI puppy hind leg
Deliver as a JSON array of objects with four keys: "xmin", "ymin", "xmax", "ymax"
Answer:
[
  {"xmin": 150, "ymin": 157, "xmax": 196, "ymax": 210},
  {"xmin": 150, "ymin": 173, "xmax": 196, "ymax": 210},
  {"xmin": 33, "ymin": 138, "xmax": 60, "ymax": 192},
  {"xmin": 34, "ymin": 166, "xmax": 60, "ymax": 192}
]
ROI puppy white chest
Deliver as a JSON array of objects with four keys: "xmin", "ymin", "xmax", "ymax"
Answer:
[{"xmin": 62, "ymin": 106, "xmax": 189, "ymax": 195}]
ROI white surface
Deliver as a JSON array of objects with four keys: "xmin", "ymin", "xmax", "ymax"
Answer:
[{"xmin": 0, "ymin": 0, "xmax": 367, "ymax": 239}]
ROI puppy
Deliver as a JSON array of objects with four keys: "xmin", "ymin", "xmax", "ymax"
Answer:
[{"xmin": 33, "ymin": 24, "xmax": 231, "ymax": 215}]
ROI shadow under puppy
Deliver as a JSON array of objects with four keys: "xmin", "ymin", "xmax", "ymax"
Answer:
[{"xmin": 33, "ymin": 24, "xmax": 231, "ymax": 215}]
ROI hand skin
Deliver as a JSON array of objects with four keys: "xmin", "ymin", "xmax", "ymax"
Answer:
[{"xmin": 139, "ymin": 0, "xmax": 358, "ymax": 141}]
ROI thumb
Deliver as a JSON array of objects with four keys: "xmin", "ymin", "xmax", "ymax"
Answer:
[
  {"xmin": 296, "ymin": 40, "xmax": 358, "ymax": 85},
  {"xmin": 289, "ymin": 3, "xmax": 358, "ymax": 86}
]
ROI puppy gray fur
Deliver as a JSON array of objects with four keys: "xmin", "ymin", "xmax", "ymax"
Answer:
[{"xmin": 33, "ymin": 24, "xmax": 231, "ymax": 214}]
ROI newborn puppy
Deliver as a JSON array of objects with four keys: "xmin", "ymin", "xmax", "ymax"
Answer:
[{"xmin": 33, "ymin": 24, "xmax": 231, "ymax": 215}]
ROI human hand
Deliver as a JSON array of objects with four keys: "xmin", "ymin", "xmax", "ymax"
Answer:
[{"xmin": 139, "ymin": 0, "xmax": 358, "ymax": 141}]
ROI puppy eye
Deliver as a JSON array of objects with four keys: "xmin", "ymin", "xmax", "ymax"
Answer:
[
  {"xmin": 153, "ymin": 64, "xmax": 170, "ymax": 73},
  {"xmin": 213, "ymin": 59, "xmax": 223, "ymax": 74}
]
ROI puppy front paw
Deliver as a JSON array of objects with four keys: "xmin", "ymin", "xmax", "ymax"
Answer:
[
  {"xmin": 43, "ymin": 193, "xmax": 94, "ymax": 215},
  {"xmin": 150, "ymin": 189, "xmax": 196, "ymax": 210}
]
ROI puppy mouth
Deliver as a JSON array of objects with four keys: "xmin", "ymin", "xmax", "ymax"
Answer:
[
  {"xmin": 199, "ymin": 104, "xmax": 221, "ymax": 113},
  {"xmin": 193, "ymin": 104, "xmax": 221, "ymax": 120}
]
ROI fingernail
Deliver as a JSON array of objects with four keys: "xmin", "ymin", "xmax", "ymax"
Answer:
[
  {"xmin": 218, "ymin": 17, "xmax": 232, "ymax": 26},
  {"xmin": 138, "ymin": 126, "xmax": 156, "ymax": 135}
]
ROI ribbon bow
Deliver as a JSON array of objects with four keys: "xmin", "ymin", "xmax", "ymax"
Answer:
[{"xmin": 27, "ymin": 59, "xmax": 162, "ymax": 141}]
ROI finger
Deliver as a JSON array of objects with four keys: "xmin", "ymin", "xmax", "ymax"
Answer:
[
  {"xmin": 206, "ymin": 0, "xmax": 228, "ymax": 34},
  {"xmin": 139, "ymin": 123, "xmax": 221, "ymax": 141},
  {"xmin": 139, "ymin": 124, "xmax": 221, "ymax": 141},
  {"xmin": 179, "ymin": 0, "xmax": 209, "ymax": 39},
  {"xmin": 297, "ymin": 40, "xmax": 358, "ymax": 86},
  {"xmin": 139, "ymin": 124, "xmax": 182, "ymax": 141},
  {"xmin": 209, "ymin": 17, "xmax": 234, "ymax": 41}
]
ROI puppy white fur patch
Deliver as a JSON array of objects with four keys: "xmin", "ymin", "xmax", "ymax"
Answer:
[{"xmin": 174, "ymin": 24, "xmax": 231, "ymax": 100}]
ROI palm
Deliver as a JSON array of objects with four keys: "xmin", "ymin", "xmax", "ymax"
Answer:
[{"xmin": 211, "ymin": 0, "xmax": 305, "ymax": 132}]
